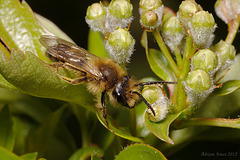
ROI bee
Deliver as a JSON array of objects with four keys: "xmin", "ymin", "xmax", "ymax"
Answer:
[{"xmin": 40, "ymin": 35, "xmax": 177, "ymax": 127}]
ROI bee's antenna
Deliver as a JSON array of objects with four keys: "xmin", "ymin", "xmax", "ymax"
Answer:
[
  {"xmin": 130, "ymin": 91, "xmax": 155, "ymax": 116},
  {"xmin": 135, "ymin": 81, "xmax": 177, "ymax": 86}
]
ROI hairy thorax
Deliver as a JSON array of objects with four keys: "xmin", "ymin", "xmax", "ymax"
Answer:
[{"xmin": 86, "ymin": 58, "xmax": 126, "ymax": 94}]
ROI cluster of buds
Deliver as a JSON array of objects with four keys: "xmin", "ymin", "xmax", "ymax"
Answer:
[
  {"xmin": 85, "ymin": 0, "xmax": 135, "ymax": 64},
  {"xmin": 139, "ymin": 0, "xmax": 164, "ymax": 30},
  {"xmin": 177, "ymin": 1, "xmax": 216, "ymax": 48},
  {"xmin": 142, "ymin": 85, "xmax": 169, "ymax": 122},
  {"xmin": 185, "ymin": 41, "xmax": 236, "ymax": 106}
]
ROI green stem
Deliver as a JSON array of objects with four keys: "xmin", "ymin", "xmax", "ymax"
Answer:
[
  {"xmin": 174, "ymin": 46, "xmax": 183, "ymax": 69},
  {"xmin": 152, "ymin": 29, "xmax": 181, "ymax": 78},
  {"xmin": 175, "ymin": 80, "xmax": 186, "ymax": 112},
  {"xmin": 225, "ymin": 17, "xmax": 240, "ymax": 44},
  {"xmin": 181, "ymin": 34, "xmax": 194, "ymax": 79},
  {"xmin": 175, "ymin": 34, "xmax": 195, "ymax": 112}
]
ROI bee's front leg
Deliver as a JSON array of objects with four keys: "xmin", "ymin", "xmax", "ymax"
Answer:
[
  {"xmin": 101, "ymin": 90, "xmax": 114, "ymax": 133},
  {"xmin": 101, "ymin": 90, "xmax": 108, "ymax": 126}
]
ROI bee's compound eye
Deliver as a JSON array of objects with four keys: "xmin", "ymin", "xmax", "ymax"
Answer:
[{"xmin": 112, "ymin": 76, "xmax": 129, "ymax": 107}]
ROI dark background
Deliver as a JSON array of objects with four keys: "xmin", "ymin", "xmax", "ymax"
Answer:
[{"xmin": 25, "ymin": 0, "xmax": 239, "ymax": 80}]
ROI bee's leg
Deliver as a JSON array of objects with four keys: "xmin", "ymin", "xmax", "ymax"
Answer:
[
  {"xmin": 57, "ymin": 75, "xmax": 87, "ymax": 85},
  {"xmin": 101, "ymin": 90, "xmax": 110, "ymax": 129},
  {"xmin": 53, "ymin": 65, "xmax": 88, "ymax": 85},
  {"xmin": 101, "ymin": 90, "xmax": 108, "ymax": 125}
]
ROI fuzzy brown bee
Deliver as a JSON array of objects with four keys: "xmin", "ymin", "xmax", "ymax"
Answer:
[{"xmin": 40, "ymin": 35, "xmax": 176, "ymax": 127}]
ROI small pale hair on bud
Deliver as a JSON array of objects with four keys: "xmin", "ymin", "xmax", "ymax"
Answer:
[
  {"xmin": 191, "ymin": 49, "xmax": 219, "ymax": 76},
  {"xmin": 161, "ymin": 16, "xmax": 185, "ymax": 52},
  {"xmin": 85, "ymin": 2, "xmax": 106, "ymax": 34},
  {"xmin": 213, "ymin": 40, "xmax": 236, "ymax": 71},
  {"xmin": 189, "ymin": 11, "xmax": 217, "ymax": 47},
  {"xmin": 105, "ymin": 28, "xmax": 135, "ymax": 64},
  {"xmin": 139, "ymin": 0, "xmax": 164, "ymax": 30},
  {"xmin": 184, "ymin": 70, "xmax": 215, "ymax": 106},
  {"xmin": 105, "ymin": 0, "xmax": 134, "ymax": 32},
  {"xmin": 177, "ymin": 0, "xmax": 200, "ymax": 28}
]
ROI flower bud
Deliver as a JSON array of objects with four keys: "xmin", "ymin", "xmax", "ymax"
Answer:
[
  {"xmin": 215, "ymin": 0, "xmax": 240, "ymax": 24},
  {"xmin": 177, "ymin": 0, "xmax": 200, "ymax": 28},
  {"xmin": 140, "ymin": 10, "xmax": 159, "ymax": 30},
  {"xmin": 85, "ymin": 3, "xmax": 106, "ymax": 33},
  {"xmin": 191, "ymin": 49, "xmax": 218, "ymax": 74},
  {"xmin": 184, "ymin": 70, "xmax": 214, "ymax": 105},
  {"xmin": 105, "ymin": 28, "xmax": 135, "ymax": 64},
  {"xmin": 185, "ymin": 70, "xmax": 212, "ymax": 92},
  {"xmin": 86, "ymin": 3, "xmax": 106, "ymax": 20},
  {"xmin": 161, "ymin": 17, "xmax": 185, "ymax": 52},
  {"xmin": 108, "ymin": 0, "xmax": 133, "ymax": 18},
  {"xmin": 213, "ymin": 40, "xmax": 236, "ymax": 70},
  {"xmin": 190, "ymin": 11, "xmax": 216, "ymax": 47},
  {"xmin": 139, "ymin": 0, "xmax": 162, "ymax": 11},
  {"xmin": 139, "ymin": 0, "xmax": 164, "ymax": 30},
  {"xmin": 147, "ymin": 104, "xmax": 169, "ymax": 122},
  {"xmin": 142, "ymin": 85, "xmax": 169, "ymax": 122},
  {"xmin": 142, "ymin": 85, "xmax": 160, "ymax": 104},
  {"xmin": 105, "ymin": 0, "xmax": 133, "ymax": 32}
]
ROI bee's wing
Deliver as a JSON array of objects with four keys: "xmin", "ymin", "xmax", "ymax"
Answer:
[{"xmin": 40, "ymin": 35, "xmax": 103, "ymax": 78}]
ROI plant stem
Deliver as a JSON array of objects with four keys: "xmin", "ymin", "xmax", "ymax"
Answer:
[
  {"xmin": 181, "ymin": 34, "xmax": 194, "ymax": 79},
  {"xmin": 152, "ymin": 29, "xmax": 181, "ymax": 78},
  {"xmin": 174, "ymin": 46, "xmax": 183, "ymax": 69},
  {"xmin": 176, "ymin": 34, "xmax": 195, "ymax": 112},
  {"xmin": 225, "ymin": 17, "xmax": 240, "ymax": 44}
]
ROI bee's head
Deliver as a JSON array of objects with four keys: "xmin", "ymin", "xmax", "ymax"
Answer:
[{"xmin": 112, "ymin": 76, "xmax": 133, "ymax": 108}]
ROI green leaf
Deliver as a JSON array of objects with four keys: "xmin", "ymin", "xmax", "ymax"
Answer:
[
  {"xmin": 115, "ymin": 143, "xmax": 167, "ymax": 160},
  {"xmin": 145, "ymin": 111, "xmax": 183, "ymax": 144},
  {"xmin": 88, "ymin": 30, "xmax": 108, "ymax": 58},
  {"xmin": 0, "ymin": 105, "xmax": 15, "ymax": 151},
  {"xmin": 147, "ymin": 49, "xmax": 176, "ymax": 81},
  {"xmin": 213, "ymin": 80, "xmax": 240, "ymax": 96},
  {"xmin": 0, "ymin": 0, "xmax": 49, "ymax": 62},
  {"xmin": 12, "ymin": 116, "xmax": 37, "ymax": 155},
  {"xmin": 96, "ymin": 108, "xmax": 143, "ymax": 142},
  {"xmin": 0, "ymin": 73, "xmax": 17, "ymax": 90},
  {"xmin": 140, "ymin": 30, "xmax": 147, "ymax": 49},
  {"xmin": 69, "ymin": 147, "xmax": 104, "ymax": 160},
  {"xmin": 32, "ymin": 106, "xmax": 66, "ymax": 157},
  {"xmin": 176, "ymin": 118, "xmax": 240, "ymax": 129},
  {"xmin": 21, "ymin": 152, "xmax": 38, "ymax": 160},
  {"xmin": 0, "ymin": 146, "xmax": 24, "ymax": 160}
]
